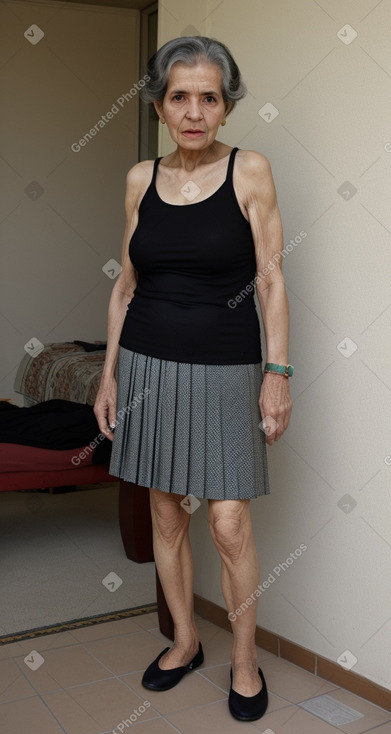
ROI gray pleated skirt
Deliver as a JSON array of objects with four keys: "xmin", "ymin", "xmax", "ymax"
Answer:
[{"xmin": 108, "ymin": 346, "xmax": 270, "ymax": 500}]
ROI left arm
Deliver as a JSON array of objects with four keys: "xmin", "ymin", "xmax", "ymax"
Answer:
[{"xmin": 239, "ymin": 150, "xmax": 293, "ymax": 446}]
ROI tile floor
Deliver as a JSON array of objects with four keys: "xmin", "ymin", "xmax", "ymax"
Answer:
[{"xmin": 0, "ymin": 611, "xmax": 390, "ymax": 734}]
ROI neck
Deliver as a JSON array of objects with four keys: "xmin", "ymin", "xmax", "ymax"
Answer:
[{"xmin": 169, "ymin": 140, "xmax": 222, "ymax": 172}]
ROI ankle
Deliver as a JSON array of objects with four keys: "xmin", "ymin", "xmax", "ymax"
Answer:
[
  {"xmin": 173, "ymin": 621, "xmax": 198, "ymax": 647},
  {"xmin": 232, "ymin": 657, "xmax": 258, "ymax": 672},
  {"xmin": 172, "ymin": 633, "xmax": 199, "ymax": 652}
]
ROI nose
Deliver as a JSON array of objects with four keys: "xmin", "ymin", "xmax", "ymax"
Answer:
[{"xmin": 186, "ymin": 99, "xmax": 203, "ymax": 120}]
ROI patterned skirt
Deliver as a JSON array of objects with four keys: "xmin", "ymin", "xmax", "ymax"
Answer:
[{"xmin": 108, "ymin": 346, "xmax": 270, "ymax": 500}]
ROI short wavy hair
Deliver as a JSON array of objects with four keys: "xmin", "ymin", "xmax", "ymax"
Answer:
[{"xmin": 140, "ymin": 35, "xmax": 247, "ymax": 115}]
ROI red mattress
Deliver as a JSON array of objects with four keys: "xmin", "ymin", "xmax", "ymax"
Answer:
[{"xmin": 0, "ymin": 443, "xmax": 117, "ymax": 491}]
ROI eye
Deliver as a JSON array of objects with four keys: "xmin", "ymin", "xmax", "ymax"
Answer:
[
  {"xmin": 205, "ymin": 95, "xmax": 216, "ymax": 103},
  {"xmin": 173, "ymin": 94, "xmax": 183, "ymax": 101}
]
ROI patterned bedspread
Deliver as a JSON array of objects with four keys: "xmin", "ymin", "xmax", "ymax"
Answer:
[{"xmin": 13, "ymin": 343, "xmax": 107, "ymax": 406}]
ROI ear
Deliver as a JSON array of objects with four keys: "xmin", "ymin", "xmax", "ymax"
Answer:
[
  {"xmin": 153, "ymin": 100, "xmax": 163, "ymax": 119},
  {"xmin": 224, "ymin": 100, "xmax": 233, "ymax": 117}
]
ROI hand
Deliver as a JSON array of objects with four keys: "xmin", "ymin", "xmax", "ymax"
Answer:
[
  {"xmin": 259, "ymin": 372, "xmax": 292, "ymax": 446},
  {"xmin": 93, "ymin": 376, "xmax": 118, "ymax": 443}
]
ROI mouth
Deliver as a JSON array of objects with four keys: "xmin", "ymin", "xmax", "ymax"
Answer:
[{"xmin": 182, "ymin": 129, "xmax": 204, "ymax": 136}]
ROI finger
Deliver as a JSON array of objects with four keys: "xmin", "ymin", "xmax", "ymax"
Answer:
[
  {"xmin": 260, "ymin": 417, "xmax": 278, "ymax": 446},
  {"xmin": 275, "ymin": 419, "xmax": 284, "ymax": 440},
  {"xmin": 108, "ymin": 407, "xmax": 118, "ymax": 431},
  {"xmin": 101, "ymin": 423, "xmax": 115, "ymax": 441},
  {"xmin": 95, "ymin": 408, "xmax": 113, "ymax": 440},
  {"xmin": 274, "ymin": 410, "xmax": 290, "ymax": 440},
  {"xmin": 94, "ymin": 408, "xmax": 107, "ymax": 433}
]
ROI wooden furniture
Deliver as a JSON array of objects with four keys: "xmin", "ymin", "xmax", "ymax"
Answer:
[{"xmin": 118, "ymin": 479, "xmax": 174, "ymax": 641}]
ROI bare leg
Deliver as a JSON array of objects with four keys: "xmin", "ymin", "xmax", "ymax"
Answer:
[
  {"xmin": 208, "ymin": 499, "xmax": 262, "ymax": 696},
  {"xmin": 149, "ymin": 487, "xmax": 199, "ymax": 669}
]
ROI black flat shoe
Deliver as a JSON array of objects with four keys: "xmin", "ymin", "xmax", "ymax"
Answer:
[
  {"xmin": 141, "ymin": 642, "xmax": 204, "ymax": 691},
  {"xmin": 228, "ymin": 665, "xmax": 268, "ymax": 721}
]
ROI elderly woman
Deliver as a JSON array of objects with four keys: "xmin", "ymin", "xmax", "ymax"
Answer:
[{"xmin": 94, "ymin": 35, "xmax": 292, "ymax": 722}]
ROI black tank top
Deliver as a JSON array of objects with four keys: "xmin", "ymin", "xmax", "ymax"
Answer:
[{"xmin": 118, "ymin": 147, "xmax": 262, "ymax": 364}]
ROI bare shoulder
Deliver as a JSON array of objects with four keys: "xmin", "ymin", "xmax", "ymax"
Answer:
[
  {"xmin": 122, "ymin": 159, "xmax": 155, "ymax": 223},
  {"xmin": 235, "ymin": 148, "xmax": 273, "ymax": 182},
  {"xmin": 234, "ymin": 149, "xmax": 277, "ymax": 209},
  {"xmin": 125, "ymin": 159, "xmax": 154, "ymax": 192},
  {"xmin": 122, "ymin": 160, "xmax": 155, "ymax": 220}
]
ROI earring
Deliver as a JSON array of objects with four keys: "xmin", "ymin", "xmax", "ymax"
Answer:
[
  {"xmin": 221, "ymin": 119, "xmax": 226, "ymax": 126},
  {"xmin": 160, "ymin": 118, "xmax": 165, "ymax": 124}
]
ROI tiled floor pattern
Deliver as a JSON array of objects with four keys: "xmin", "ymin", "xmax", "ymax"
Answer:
[{"xmin": 0, "ymin": 612, "xmax": 390, "ymax": 734}]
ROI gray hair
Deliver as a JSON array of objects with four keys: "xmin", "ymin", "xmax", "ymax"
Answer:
[{"xmin": 140, "ymin": 36, "xmax": 247, "ymax": 115}]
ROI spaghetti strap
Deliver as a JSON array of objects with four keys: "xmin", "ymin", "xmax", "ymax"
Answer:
[
  {"xmin": 226, "ymin": 147, "xmax": 239, "ymax": 184},
  {"xmin": 151, "ymin": 156, "xmax": 162, "ymax": 186}
]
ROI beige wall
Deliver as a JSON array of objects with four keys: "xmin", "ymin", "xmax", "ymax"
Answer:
[
  {"xmin": 0, "ymin": 0, "xmax": 140, "ymax": 404},
  {"xmin": 158, "ymin": 0, "xmax": 391, "ymax": 690}
]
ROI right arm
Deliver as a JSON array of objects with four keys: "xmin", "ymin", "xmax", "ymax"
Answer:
[{"xmin": 93, "ymin": 162, "xmax": 151, "ymax": 440}]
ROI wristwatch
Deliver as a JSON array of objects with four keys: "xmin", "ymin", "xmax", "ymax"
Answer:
[{"xmin": 264, "ymin": 363, "xmax": 294, "ymax": 378}]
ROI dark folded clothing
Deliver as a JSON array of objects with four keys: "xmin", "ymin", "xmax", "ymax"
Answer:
[
  {"xmin": 0, "ymin": 399, "xmax": 112, "ymax": 464},
  {"xmin": 73, "ymin": 340, "xmax": 107, "ymax": 352}
]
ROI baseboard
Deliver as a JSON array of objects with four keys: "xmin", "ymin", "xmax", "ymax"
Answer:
[
  {"xmin": 0, "ymin": 604, "xmax": 158, "ymax": 646},
  {"xmin": 193, "ymin": 593, "xmax": 391, "ymax": 713}
]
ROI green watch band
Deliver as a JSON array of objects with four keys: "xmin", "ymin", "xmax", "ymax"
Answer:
[{"xmin": 264, "ymin": 362, "xmax": 294, "ymax": 378}]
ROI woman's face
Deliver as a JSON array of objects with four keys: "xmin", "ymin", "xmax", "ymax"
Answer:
[{"xmin": 154, "ymin": 60, "xmax": 231, "ymax": 150}]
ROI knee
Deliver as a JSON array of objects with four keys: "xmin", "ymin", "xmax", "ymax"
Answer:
[
  {"xmin": 150, "ymin": 490, "xmax": 189, "ymax": 547},
  {"xmin": 208, "ymin": 511, "xmax": 246, "ymax": 563}
]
